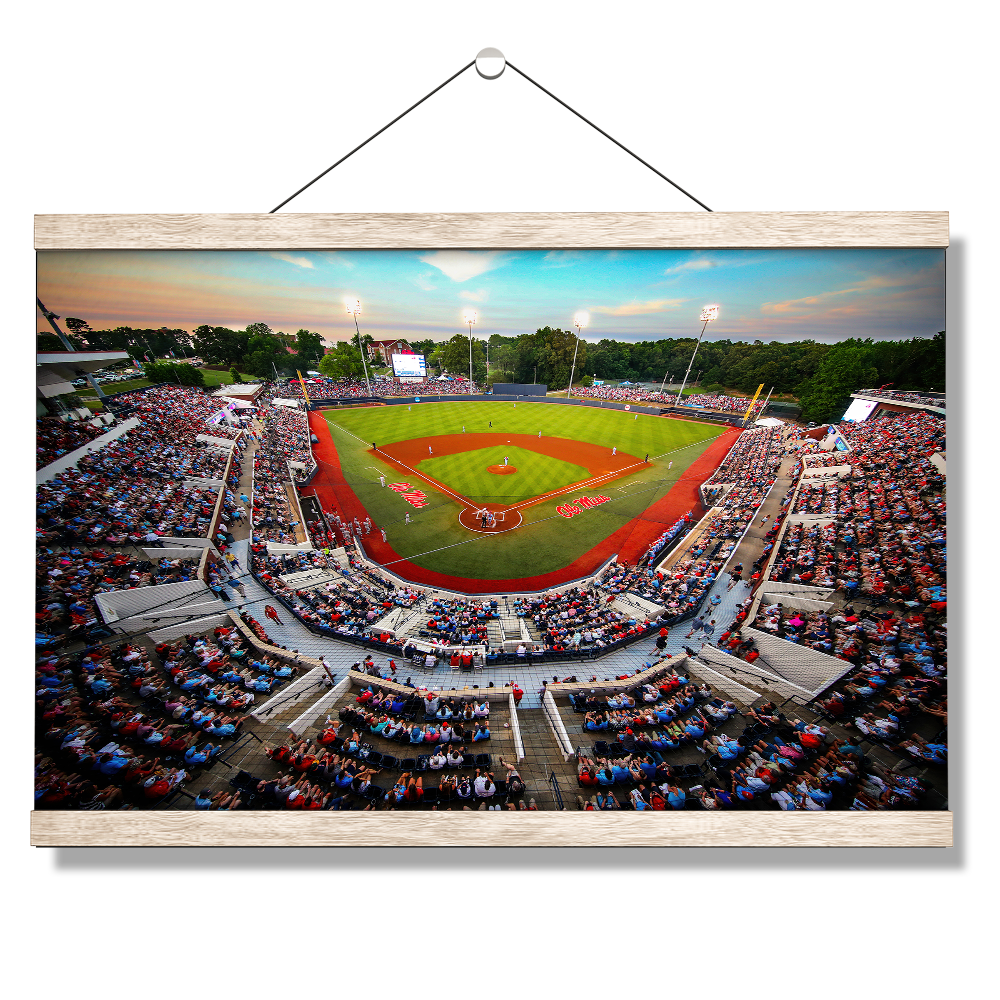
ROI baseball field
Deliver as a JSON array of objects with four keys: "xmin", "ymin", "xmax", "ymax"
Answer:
[{"xmin": 305, "ymin": 399, "xmax": 736, "ymax": 591}]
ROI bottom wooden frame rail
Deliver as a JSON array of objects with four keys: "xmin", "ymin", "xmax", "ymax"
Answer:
[{"xmin": 31, "ymin": 809, "xmax": 952, "ymax": 847}]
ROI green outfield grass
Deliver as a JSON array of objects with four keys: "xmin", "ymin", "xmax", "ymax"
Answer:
[
  {"xmin": 417, "ymin": 445, "xmax": 590, "ymax": 503},
  {"xmin": 321, "ymin": 401, "xmax": 722, "ymax": 580},
  {"xmin": 326, "ymin": 398, "xmax": 717, "ymax": 456}
]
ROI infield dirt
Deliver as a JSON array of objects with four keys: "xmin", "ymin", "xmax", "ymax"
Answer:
[{"xmin": 303, "ymin": 410, "xmax": 738, "ymax": 593}]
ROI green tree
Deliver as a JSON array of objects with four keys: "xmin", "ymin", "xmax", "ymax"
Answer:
[
  {"xmin": 294, "ymin": 329, "xmax": 325, "ymax": 368},
  {"xmin": 37, "ymin": 331, "xmax": 85, "ymax": 351},
  {"xmin": 441, "ymin": 334, "xmax": 486, "ymax": 384},
  {"xmin": 229, "ymin": 367, "xmax": 242, "ymax": 384},
  {"xmin": 528, "ymin": 326, "xmax": 586, "ymax": 390},
  {"xmin": 64, "ymin": 317, "xmax": 93, "ymax": 346},
  {"xmin": 192, "ymin": 325, "xmax": 250, "ymax": 366},
  {"xmin": 797, "ymin": 345, "xmax": 878, "ymax": 422},
  {"xmin": 318, "ymin": 341, "xmax": 367, "ymax": 380},
  {"xmin": 143, "ymin": 361, "xmax": 205, "ymax": 387},
  {"xmin": 243, "ymin": 332, "xmax": 289, "ymax": 379},
  {"xmin": 407, "ymin": 338, "xmax": 437, "ymax": 356}
]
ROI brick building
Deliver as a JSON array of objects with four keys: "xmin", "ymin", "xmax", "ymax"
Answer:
[{"xmin": 367, "ymin": 339, "xmax": 411, "ymax": 364}]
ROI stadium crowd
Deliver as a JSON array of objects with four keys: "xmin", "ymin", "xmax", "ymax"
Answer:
[
  {"xmin": 855, "ymin": 389, "xmax": 945, "ymax": 408},
  {"xmin": 36, "ymin": 414, "xmax": 111, "ymax": 470},
  {"xmin": 35, "ymin": 620, "xmax": 302, "ymax": 811},
  {"xmin": 286, "ymin": 375, "xmax": 480, "ymax": 399},
  {"xmin": 35, "ymin": 371, "xmax": 947, "ymax": 812},
  {"xmin": 768, "ymin": 412, "xmax": 945, "ymax": 605}
]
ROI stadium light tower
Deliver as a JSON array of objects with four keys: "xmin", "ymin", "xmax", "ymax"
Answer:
[
  {"xmin": 568, "ymin": 310, "xmax": 589, "ymax": 397},
  {"xmin": 345, "ymin": 298, "xmax": 372, "ymax": 396},
  {"xmin": 674, "ymin": 305, "xmax": 718, "ymax": 406},
  {"xmin": 463, "ymin": 309, "xmax": 477, "ymax": 393}
]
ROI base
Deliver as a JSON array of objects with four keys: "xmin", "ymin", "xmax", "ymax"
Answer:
[{"xmin": 458, "ymin": 505, "xmax": 523, "ymax": 534}]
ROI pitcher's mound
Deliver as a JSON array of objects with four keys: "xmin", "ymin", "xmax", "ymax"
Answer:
[{"xmin": 488, "ymin": 465, "xmax": 517, "ymax": 475}]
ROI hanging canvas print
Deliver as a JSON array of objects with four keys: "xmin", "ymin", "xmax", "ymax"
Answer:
[{"xmin": 31, "ymin": 212, "xmax": 951, "ymax": 846}]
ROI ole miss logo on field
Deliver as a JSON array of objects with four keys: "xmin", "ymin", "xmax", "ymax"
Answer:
[
  {"xmin": 388, "ymin": 482, "xmax": 430, "ymax": 508},
  {"xmin": 556, "ymin": 495, "xmax": 611, "ymax": 518}
]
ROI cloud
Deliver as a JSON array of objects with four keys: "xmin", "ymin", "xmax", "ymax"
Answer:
[
  {"xmin": 459, "ymin": 289, "xmax": 488, "ymax": 302},
  {"xmin": 269, "ymin": 252, "xmax": 314, "ymax": 269},
  {"xmin": 541, "ymin": 251, "xmax": 581, "ymax": 268},
  {"xmin": 761, "ymin": 261, "xmax": 945, "ymax": 317},
  {"xmin": 318, "ymin": 251, "xmax": 355, "ymax": 269},
  {"xmin": 412, "ymin": 273, "xmax": 437, "ymax": 292},
  {"xmin": 591, "ymin": 298, "xmax": 686, "ymax": 317},
  {"xmin": 664, "ymin": 257, "xmax": 717, "ymax": 275},
  {"xmin": 761, "ymin": 288, "xmax": 858, "ymax": 315},
  {"xmin": 418, "ymin": 251, "xmax": 506, "ymax": 283}
]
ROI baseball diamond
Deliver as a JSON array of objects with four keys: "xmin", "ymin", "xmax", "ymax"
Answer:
[{"xmin": 304, "ymin": 399, "xmax": 733, "ymax": 591}]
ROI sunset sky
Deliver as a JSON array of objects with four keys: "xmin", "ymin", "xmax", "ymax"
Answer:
[{"xmin": 36, "ymin": 247, "xmax": 945, "ymax": 346}]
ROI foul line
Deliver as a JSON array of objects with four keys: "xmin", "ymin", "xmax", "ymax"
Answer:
[
  {"xmin": 378, "ymin": 468, "xmax": 719, "ymax": 569},
  {"xmin": 324, "ymin": 418, "xmax": 732, "ymax": 536},
  {"xmin": 326, "ymin": 419, "xmax": 371, "ymax": 447},
  {"xmin": 371, "ymin": 451, "xmax": 472, "ymax": 507}
]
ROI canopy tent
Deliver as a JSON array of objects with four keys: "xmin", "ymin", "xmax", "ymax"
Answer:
[{"xmin": 754, "ymin": 416, "xmax": 785, "ymax": 427}]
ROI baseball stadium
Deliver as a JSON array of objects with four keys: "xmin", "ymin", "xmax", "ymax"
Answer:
[{"xmin": 33, "ymin": 247, "xmax": 947, "ymax": 820}]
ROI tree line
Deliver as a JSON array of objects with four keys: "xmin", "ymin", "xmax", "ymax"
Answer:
[
  {"xmin": 40, "ymin": 316, "xmax": 944, "ymax": 423},
  {"xmin": 37, "ymin": 320, "xmax": 326, "ymax": 380},
  {"xmin": 407, "ymin": 328, "xmax": 945, "ymax": 422}
]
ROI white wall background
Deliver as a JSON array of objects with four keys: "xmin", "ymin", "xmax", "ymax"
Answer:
[
  {"xmin": 5, "ymin": 2, "xmax": 995, "ymax": 997},
  {"xmin": 10, "ymin": 3, "xmax": 983, "ymax": 216}
]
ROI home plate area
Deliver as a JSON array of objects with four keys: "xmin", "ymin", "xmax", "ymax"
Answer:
[{"xmin": 458, "ymin": 504, "xmax": 523, "ymax": 533}]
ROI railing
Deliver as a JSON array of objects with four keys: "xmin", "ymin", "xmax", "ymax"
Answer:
[
  {"xmin": 548, "ymin": 772, "xmax": 566, "ymax": 810},
  {"xmin": 509, "ymin": 692, "xmax": 525, "ymax": 761},
  {"xmin": 542, "ymin": 689, "xmax": 575, "ymax": 762}
]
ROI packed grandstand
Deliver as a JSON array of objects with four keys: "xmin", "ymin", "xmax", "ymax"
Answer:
[{"xmin": 35, "ymin": 377, "xmax": 946, "ymax": 813}]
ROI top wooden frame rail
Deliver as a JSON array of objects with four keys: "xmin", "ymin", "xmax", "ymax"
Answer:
[{"xmin": 34, "ymin": 212, "xmax": 949, "ymax": 250}]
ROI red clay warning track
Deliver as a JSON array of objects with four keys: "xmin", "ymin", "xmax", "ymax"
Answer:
[{"xmin": 304, "ymin": 411, "xmax": 738, "ymax": 594}]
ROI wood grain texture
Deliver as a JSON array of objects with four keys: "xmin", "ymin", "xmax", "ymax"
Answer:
[
  {"xmin": 34, "ymin": 212, "xmax": 949, "ymax": 250},
  {"xmin": 31, "ymin": 810, "xmax": 952, "ymax": 847}
]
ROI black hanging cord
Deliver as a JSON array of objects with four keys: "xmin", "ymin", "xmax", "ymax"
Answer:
[
  {"xmin": 269, "ymin": 56, "xmax": 711, "ymax": 213},
  {"xmin": 269, "ymin": 59, "xmax": 476, "ymax": 213},
  {"xmin": 504, "ymin": 61, "xmax": 712, "ymax": 212}
]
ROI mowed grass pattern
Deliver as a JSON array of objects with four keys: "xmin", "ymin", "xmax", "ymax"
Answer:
[
  {"xmin": 321, "ymin": 401, "xmax": 722, "ymax": 580},
  {"xmin": 417, "ymin": 446, "xmax": 590, "ymax": 503},
  {"xmin": 326, "ymin": 398, "xmax": 717, "ymax": 456}
]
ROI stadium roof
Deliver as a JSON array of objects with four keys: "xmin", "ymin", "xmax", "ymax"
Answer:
[{"xmin": 37, "ymin": 350, "xmax": 130, "ymax": 398}]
